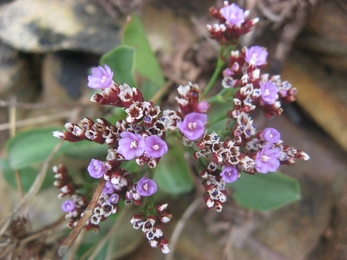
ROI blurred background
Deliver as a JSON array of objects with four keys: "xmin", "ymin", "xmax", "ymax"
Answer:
[{"xmin": 0, "ymin": 0, "xmax": 347, "ymax": 259}]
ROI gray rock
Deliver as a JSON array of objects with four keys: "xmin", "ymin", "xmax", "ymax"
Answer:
[
  {"xmin": 0, "ymin": 41, "xmax": 38, "ymax": 99},
  {"xmin": 0, "ymin": 0, "xmax": 121, "ymax": 54}
]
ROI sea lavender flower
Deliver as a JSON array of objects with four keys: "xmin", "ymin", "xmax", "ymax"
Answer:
[
  {"xmin": 117, "ymin": 132, "xmax": 145, "ymax": 160},
  {"xmin": 88, "ymin": 159, "xmax": 107, "ymax": 178},
  {"xmin": 220, "ymin": 166, "xmax": 239, "ymax": 183},
  {"xmin": 136, "ymin": 177, "xmax": 157, "ymax": 196},
  {"xmin": 260, "ymin": 81, "xmax": 278, "ymax": 105},
  {"xmin": 260, "ymin": 128, "xmax": 281, "ymax": 143},
  {"xmin": 197, "ymin": 101, "xmax": 210, "ymax": 113},
  {"xmin": 178, "ymin": 112, "xmax": 208, "ymax": 141},
  {"xmin": 220, "ymin": 3, "xmax": 245, "ymax": 26},
  {"xmin": 108, "ymin": 194, "xmax": 120, "ymax": 204},
  {"xmin": 144, "ymin": 136, "xmax": 168, "ymax": 158},
  {"xmin": 103, "ymin": 181, "xmax": 115, "ymax": 194},
  {"xmin": 245, "ymin": 46, "xmax": 268, "ymax": 67},
  {"xmin": 87, "ymin": 64, "xmax": 114, "ymax": 89},
  {"xmin": 255, "ymin": 144, "xmax": 281, "ymax": 173},
  {"xmin": 62, "ymin": 200, "xmax": 75, "ymax": 212}
]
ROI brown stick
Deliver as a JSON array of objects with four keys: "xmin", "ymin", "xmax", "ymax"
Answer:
[{"xmin": 58, "ymin": 178, "xmax": 106, "ymax": 256}]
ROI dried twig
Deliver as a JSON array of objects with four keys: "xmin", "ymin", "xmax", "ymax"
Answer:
[
  {"xmin": 151, "ymin": 80, "xmax": 173, "ymax": 104},
  {"xmin": 0, "ymin": 99, "xmax": 91, "ymax": 109},
  {"xmin": 165, "ymin": 196, "xmax": 202, "ymax": 260},
  {"xmin": 0, "ymin": 141, "xmax": 63, "ymax": 236},
  {"xmin": 67, "ymin": 229, "xmax": 86, "ymax": 260},
  {"xmin": 58, "ymin": 178, "xmax": 106, "ymax": 256},
  {"xmin": 0, "ymin": 110, "xmax": 76, "ymax": 132}
]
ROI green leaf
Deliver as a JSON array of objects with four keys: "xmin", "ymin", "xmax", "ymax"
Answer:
[
  {"xmin": 229, "ymin": 172, "xmax": 301, "ymax": 211},
  {"xmin": 6, "ymin": 127, "xmax": 69, "ymax": 170},
  {"xmin": 153, "ymin": 138, "xmax": 193, "ymax": 195},
  {"xmin": 123, "ymin": 14, "xmax": 165, "ymax": 99},
  {"xmin": 207, "ymin": 102, "xmax": 232, "ymax": 136},
  {"xmin": 64, "ymin": 141, "xmax": 107, "ymax": 160},
  {"xmin": 100, "ymin": 45, "xmax": 137, "ymax": 87},
  {"xmin": 0, "ymin": 157, "xmax": 55, "ymax": 192},
  {"xmin": 140, "ymin": 80, "xmax": 162, "ymax": 102}
]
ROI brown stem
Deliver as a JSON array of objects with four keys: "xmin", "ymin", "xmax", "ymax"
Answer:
[
  {"xmin": 165, "ymin": 196, "xmax": 202, "ymax": 260},
  {"xmin": 151, "ymin": 80, "xmax": 173, "ymax": 104},
  {"xmin": 19, "ymin": 214, "xmax": 66, "ymax": 245},
  {"xmin": 0, "ymin": 141, "xmax": 63, "ymax": 236},
  {"xmin": 58, "ymin": 178, "xmax": 106, "ymax": 256},
  {"xmin": 14, "ymin": 170, "xmax": 24, "ymax": 199}
]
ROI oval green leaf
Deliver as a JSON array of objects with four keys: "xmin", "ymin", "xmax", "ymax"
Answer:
[
  {"xmin": 123, "ymin": 14, "xmax": 165, "ymax": 85},
  {"xmin": 229, "ymin": 172, "xmax": 301, "ymax": 211},
  {"xmin": 64, "ymin": 141, "xmax": 108, "ymax": 160},
  {"xmin": 6, "ymin": 127, "xmax": 70, "ymax": 170},
  {"xmin": 153, "ymin": 139, "xmax": 193, "ymax": 195},
  {"xmin": 0, "ymin": 157, "xmax": 55, "ymax": 192},
  {"xmin": 100, "ymin": 45, "xmax": 137, "ymax": 87}
]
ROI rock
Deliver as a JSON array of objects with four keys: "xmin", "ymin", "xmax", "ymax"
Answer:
[
  {"xmin": 0, "ymin": 42, "xmax": 38, "ymax": 98},
  {"xmin": 297, "ymin": 1, "xmax": 347, "ymax": 71},
  {"xmin": 253, "ymin": 175, "xmax": 332, "ymax": 260},
  {"xmin": 249, "ymin": 109, "xmax": 347, "ymax": 260},
  {"xmin": 41, "ymin": 51, "xmax": 96, "ymax": 103},
  {"xmin": 307, "ymin": 175, "xmax": 347, "ymax": 260},
  {"xmin": 0, "ymin": 0, "xmax": 121, "ymax": 54},
  {"xmin": 0, "ymin": 41, "xmax": 40, "ymax": 147},
  {"xmin": 281, "ymin": 50, "xmax": 347, "ymax": 152},
  {"xmin": 33, "ymin": 51, "xmax": 100, "ymax": 121}
]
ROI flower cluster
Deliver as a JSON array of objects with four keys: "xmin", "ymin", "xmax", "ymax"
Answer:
[
  {"xmin": 52, "ymin": 1, "xmax": 309, "ymax": 255},
  {"xmin": 207, "ymin": 2, "xmax": 259, "ymax": 45},
  {"xmin": 221, "ymin": 46, "xmax": 297, "ymax": 118},
  {"xmin": 53, "ymin": 165, "xmax": 91, "ymax": 230},
  {"xmin": 130, "ymin": 204, "xmax": 172, "ymax": 253},
  {"xmin": 53, "ymin": 65, "xmax": 178, "ymax": 253}
]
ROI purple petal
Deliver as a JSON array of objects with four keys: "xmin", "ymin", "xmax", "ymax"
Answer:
[
  {"xmin": 62, "ymin": 200, "xmax": 75, "ymax": 212},
  {"xmin": 245, "ymin": 46, "xmax": 268, "ymax": 66},
  {"xmin": 178, "ymin": 112, "xmax": 208, "ymax": 141},
  {"xmin": 220, "ymin": 3, "xmax": 245, "ymax": 26},
  {"xmin": 144, "ymin": 135, "xmax": 168, "ymax": 158},
  {"xmin": 136, "ymin": 177, "xmax": 157, "ymax": 196},
  {"xmin": 87, "ymin": 159, "xmax": 107, "ymax": 178},
  {"xmin": 260, "ymin": 128, "xmax": 281, "ymax": 143},
  {"xmin": 220, "ymin": 166, "xmax": 239, "ymax": 183},
  {"xmin": 260, "ymin": 81, "xmax": 278, "ymax": 105}
]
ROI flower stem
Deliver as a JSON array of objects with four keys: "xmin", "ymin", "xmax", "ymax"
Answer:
[
  {"xmin": 58, "ymin": 178, "xmax": 106, "ymax": 256},
  {"xmin": 202, "ymin": 55, "xmax": 225, "ymax": 98},
  {"xmin": 207, "ymin": 112, "xmax": 228, "ymax": 127},
  {"xmin": 202, "ymin": 44, "xmax": 236, "ymax": 98}
]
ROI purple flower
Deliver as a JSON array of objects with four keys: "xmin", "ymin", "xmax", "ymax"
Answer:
[
  {"xmin": 62, "ymin": 200, "xmax": 75, "ymax": 212},
  {"xmin": 197, "ymin": 101, "xmax": 210, "ymax": 113},
  {"xmin": 144, "ymin": 135, "xmax": 168, "ymax": 158},
  {"xmin": 255, "ymin": 144, "xmax": 281, "ymax": 174},
  {"xmin": 87, "ymin": 64, "xmax": 114, "ymax": 89},
  {"xmin": 103, "ymin": 181, "xmax": 115, "ymax": 194},
  {"xmin": 117, "ymin": 132, "xmax": 145, "ymax": 160},
  {"xmin": 88, "ymin": 159, "xmax": 107, "ymax": 178},
  {"xmin": 178, "ymin": 112, "xmax": 208, "ymax": 141},
  {"xmin": 245, "ymin": 46, "xmax": 268, "ymax": 67},
  {"xmin": 260, "ymin": 81, "xmax": 278, "ymax": 105},
  {"xmin": 136, "ymin": 177, "xmax": 157, "ymax": 196},
  {"xmin": 220, "ymin": 3, "xmax": 245, "ymax": 26},
  {"xmin": 260, "ymin": 128, "xmax": 281, "ymax": 143},
  {"xmin": 220, "ymin": 166, "xmax": 239, "ymax": 183},
  {"xmin": 108, "ymin": 194, "xmax": 120, "ymax": 204}
]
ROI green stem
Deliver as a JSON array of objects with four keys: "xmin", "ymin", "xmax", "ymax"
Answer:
[
  {"xmin": 202, "ymin": 55, "xmax": 225, "ymax": 98},
  {"xmin": 207, "ymin": 113, "xmax": 228, "ymax": 127},
  {"xmin": 202, "ymin": 45, "xmax": 236, "ymax": 98}
]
